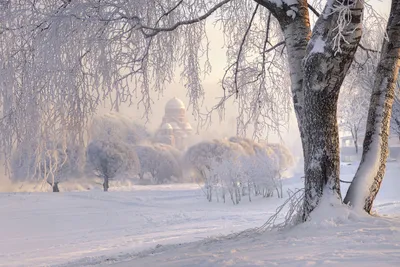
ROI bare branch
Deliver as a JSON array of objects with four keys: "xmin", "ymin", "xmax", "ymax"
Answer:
[
  {"xmin": 234, "ymin": 4, "xmax": 260, "ymax": 96},
  {"xmin": 308, "ymin": 4, "xmax": 320, "ymax": 17},
  {"xmin": 141, "ymin": 0, "xmax": 232, "ymax": 38},
  {"xmin": 154, "ymin": 0, "xmax": 184, "ymax": 26},
  {"xmin": 264, "ymin": 41, "xmax": 285, "ymax": 53}
]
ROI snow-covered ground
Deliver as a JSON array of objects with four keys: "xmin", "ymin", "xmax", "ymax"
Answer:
[
  {"xmin": 0, "ymin": 183, "xmax": 291, "ymax": 267},
  {"xmin": 1, "ymin": 163, "xmax": 400, "ymax": 267}
]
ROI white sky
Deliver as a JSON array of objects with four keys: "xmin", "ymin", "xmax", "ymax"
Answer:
[{"xmin": 99, "ymin": 0, "xmax": 391, "ymax": 155}]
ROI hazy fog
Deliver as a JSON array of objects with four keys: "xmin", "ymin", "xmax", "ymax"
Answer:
[{"xmin": 95, "ymin": 0, "xmax": 390, "ymax": 157}]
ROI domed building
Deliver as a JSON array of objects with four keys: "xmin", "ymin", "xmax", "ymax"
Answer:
[
  {"xmin": 156, "ymin": 123, "xmax": 175, "ymax": 147},
  {"xmin": 155, "ymin": 97, "xmax": 193, "ymax": 150}
]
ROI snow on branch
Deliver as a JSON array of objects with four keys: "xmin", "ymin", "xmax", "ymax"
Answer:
[
  {"xmin": 204, "ymin": 4, "xmax": 291, "ymax": 138},
  {"xmin": 324, "ymin": 0, "xmax": 363, "ymax": 54},
  {"xmin": 308, "ymin": 0, "xmax": 382, "ymax": 55},
  {"xmin": 140, "ymin": 0, "xmax": 233, "ymax": 37},
  {"xmin": 0, "ymin": 0, "xmax": 293, "ymax": 179}
]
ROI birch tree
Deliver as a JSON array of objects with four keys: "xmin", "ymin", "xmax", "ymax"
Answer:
[
  {"xmin": 0, "ymin": 0, "xmax": 397, "ymax": 219},
  {"xmin": 344, "ymin": 0, "xmax": 400, "ymax": 212}
]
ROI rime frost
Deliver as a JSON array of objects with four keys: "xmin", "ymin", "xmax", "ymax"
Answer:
[
  {"xmin": 184, "ymin": 137, "xmax": 293, "ymax": 203},
  {"xmin": 0, "ymin": 0, "xmax": 292, "ymax": 174}
]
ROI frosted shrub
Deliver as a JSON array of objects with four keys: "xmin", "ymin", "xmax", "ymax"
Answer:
[
  {"xmin": 184, "ymin": 139, "xmax": 234, "ymax": 183},
  {"xmin": 185, "ymin": 137, "xmax": 290, "ymax": 204},
  {"xmin": 86, "ymin": 140, "xmax": 140, "ymax": 191},
  {"xmin": 134, "ymin": 144, "xmax": 182, "ymax": 184}
]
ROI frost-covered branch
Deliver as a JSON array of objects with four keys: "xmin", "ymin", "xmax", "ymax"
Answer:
[{"xmin": 141, "ymin": 0, "xmax": 233, "ymax": 37}]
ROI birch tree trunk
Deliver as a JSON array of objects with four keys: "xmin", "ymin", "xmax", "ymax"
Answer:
[
  {"xmin": 344, "ymin": 0, "xmax": 400, "ymax": 212},
  {"xmin": 256, "ymin": 0, "xmax": 311, "ymax": 154},
  {"xmin": 258, "ymin": 0, "xmax": 363, "ymax": 219},
  {"xmin": 300, "ymin": 0, "xmax": 363, "ymax": 219}
]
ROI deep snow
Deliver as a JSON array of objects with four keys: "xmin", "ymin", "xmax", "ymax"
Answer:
[{"xmin": 1, "ymin": 162, "xmax": 400, "ymax": 267}]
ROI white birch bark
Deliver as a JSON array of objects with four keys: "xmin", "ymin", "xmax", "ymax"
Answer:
[
  {"xmin": 301, "ymin": 0, "xmax": 363, "ymax": 218},
  {"xmin": 257, "ymin": 0, "xmax": 364, "ymax": 219},
  {"xmin": 344, "ymin": 0, "xmax": 400, "ymax": 212}
]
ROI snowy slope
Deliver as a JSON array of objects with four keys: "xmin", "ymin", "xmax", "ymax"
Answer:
[{"xmin": 1, "ymin": 163, "xmax": 400, "ymax": 267}]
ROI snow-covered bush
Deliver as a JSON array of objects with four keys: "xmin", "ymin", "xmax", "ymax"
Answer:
[
  {"xmin": 230, "ymin": 137, "xmax": 294, "ymax": 172},
  {"xmin": 210, "ymin": 158, "xmax": 245, "ymax": 204},
  {"xmin": 86, "ymin": 140, "xmax": 140, "ymax": 191},
  {"xmin": 242, "ymin": 148, "xmax": 281, "ymax": 199},
  {"xmin": 184, "ymin": 137, "xmax": 290, "ymax": 203},
  {"xmin": 134, "ymin": 144, "xmax": 182, "ymax": 184},
  {"xmin": 233, "ymin": 139, "xmax": 283, "ymax": 199},
  {"xmin": 134, "ymin": 145, "xmax": 160, "ymax": 180},
  {"xmin": 266, "ymin": 143, "xmax": 294, "ymax": 172},
  {"xmin": 154, "ymin": 143, "xmax": 182, "ymax": 163},
  {"xmin": 184, "ymin": 139, "xmax": 235, "ymax": 183}
]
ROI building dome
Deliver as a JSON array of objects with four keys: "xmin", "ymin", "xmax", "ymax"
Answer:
[
  {"xmin": 165, "ymin": 97, "xmax": 185, "ymax": 110},
  {"xmin": 169, "ymin": 122, "xmax": 181, "ymax": 129},
  {"xmin": 183, "ymin": 122, "xmax": 192, "ymax": 130},
  {"xmin": 160, "ymin": 123, "xmax": 173, "ymax": 130}
]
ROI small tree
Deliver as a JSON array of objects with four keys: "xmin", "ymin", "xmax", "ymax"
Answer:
[
  {"xmin": 42, "ymin": 147, "xmax": 68, "ymax": 193},
  {"xmin": 134, "ymin": 145, "xmax": 161, "ymax": 181},
  {"xmin": 87, "ymin": 140, "xmax": 140, "ymax": 191},
  {"xmin": 11, "ymin": 141, "xmax": 84, "ymax": 192},
  {"xmin": 251, "ymin": 146, "xmax": 280, "ymax": 198}
]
